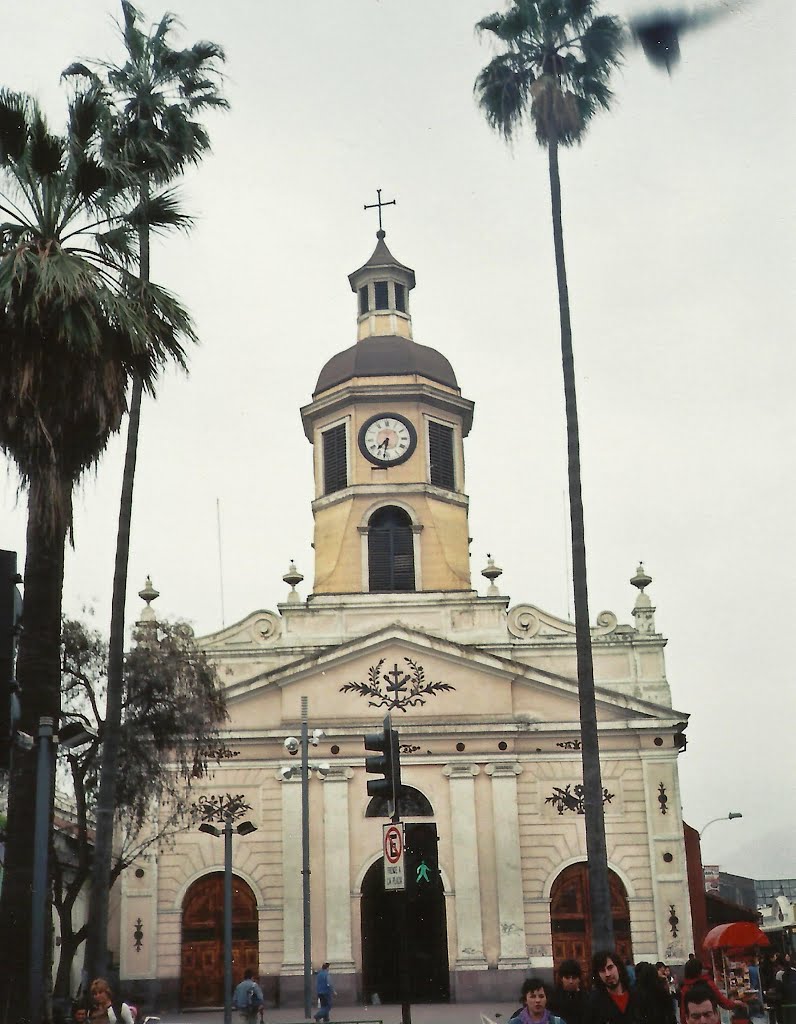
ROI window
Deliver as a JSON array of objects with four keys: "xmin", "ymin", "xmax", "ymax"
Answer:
[
  {"xmin": 322, "ymin": 423, "xmax": 347, "ymax": 494},
  {"xmin": 394, "ymin": 282, "xmax": 406, "ymax": 312},
  {"xmin": 368, "ymin": 506, "xmax": 415, "ymax": 591},
  {"xmin": 374, "ymin": 280, "xmax": 389, "ymax": 310},
  {"xmin": 428, "ymin": 420, "xmax": 455, "ymax": 490},
  {"xmin": 358, "ymin": 286, "xmax": 369, "ymax": 315}
]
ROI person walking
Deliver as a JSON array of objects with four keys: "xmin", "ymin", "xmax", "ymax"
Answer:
[
  {"xmin": 314, "ymin": 962, "xmax": 336, "ymax": 1023},
  {"xmin": 233, "ymin": 968, "xmax": 264, "ymax": 1023}
]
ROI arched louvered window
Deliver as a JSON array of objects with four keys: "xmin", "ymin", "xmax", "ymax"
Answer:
[{"xmin": 368, "ymin": 506, "xmax": 415, "ymax": 592}]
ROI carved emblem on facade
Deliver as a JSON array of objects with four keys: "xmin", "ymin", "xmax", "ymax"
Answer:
[
  {"xmin": 556, "ymin": 739, "xmax": 582, "ymax": 750},
  {"xmin": 133, "ymin": 917, "xmax": 144, "ymax": 953},
  {"xmin": 669, "ymin": 905, "xmax": 680, "ymax": 937},
  {"xmin": 400, "ymin": 743, "xmax": 421, "ymax": 753},
  {"xmin": 545, "ymin": 783, "xmax": 614, "ymax": 815},
  {"xmin": 193, "ymin": 792, "xmax": 252, "ymax": 823},
  {"xmin": 658, "ymin": 781, "xmax": 669, "ymax": 815},
  {"xmin": 340, "ymin": 658, "xmax": 455, "ymax": 712}
]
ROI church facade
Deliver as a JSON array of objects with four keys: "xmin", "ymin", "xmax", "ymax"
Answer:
[{"xmin": 119, "ymin": 232, "xmax": 693, "ymax": 1007}]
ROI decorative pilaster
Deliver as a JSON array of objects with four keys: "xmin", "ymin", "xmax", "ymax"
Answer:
[
  {"xmin": 279, "ymin": 770, "xmax": 303, "ymax": 971},
  {"xmin": 485, "ymin": 761, "xmax": 527, "ymax": 968},
  {"xmin": 443, "ymin": 763, "xmax": 487, "ymax": 969},
  {"xmin": 321, "ymin": 767, "xmax": 355, "ymax": 970}
]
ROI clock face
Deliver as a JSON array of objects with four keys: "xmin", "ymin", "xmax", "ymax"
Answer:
[{"xmin": 358, "ymin": 413, "xmax": 417, "ymax": 466}]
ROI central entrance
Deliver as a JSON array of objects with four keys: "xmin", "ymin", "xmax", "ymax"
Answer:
[
  {"xmin": 180, "ymin": 872, "xmax": 258, "ymax": 1007},
  {"xmin": 360, "ymin": 854, "xmax": 449, "ymax": 1003},
  {"xmin": 550, "ymin": 863, "xmax": 633, "ymax": 979}
]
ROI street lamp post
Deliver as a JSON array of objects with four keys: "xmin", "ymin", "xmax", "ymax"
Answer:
[
  {"xmin": 199, "ymin": 801, "xmax": 257, "ymax": 1024},
  {"xmin": 282, "ymin": 697, "xmax": 325, "ymax": 1020},
  {"xmin": 29, "ymin": 715, "xmax": 97, "ymax": 1024},
  {"xmin": 699, "ymin": 812, "xmax": 743, "ymax": 839}
]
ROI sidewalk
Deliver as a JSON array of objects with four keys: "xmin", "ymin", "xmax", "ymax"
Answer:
[{"xmin": 150, "ymin": 1002, "xmax": 519, "ymax": 1023}]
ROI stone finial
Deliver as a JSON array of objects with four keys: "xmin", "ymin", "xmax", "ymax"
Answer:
[
  {"xmin": 481, "ymin": 553, "xmax": 503, "ymax": 596},
  {"xmin": 630, "ymin": 562, "xmax": 656, "ymax": 634},
  {"xmin": 137, "ymin": 575, "xmax": 160, "ymax": 625},
  {"xmin": 282, "ymin": 560, "xmax": 304, "ymax": 603}
]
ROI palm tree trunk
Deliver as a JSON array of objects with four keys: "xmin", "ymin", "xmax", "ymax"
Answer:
[
  {"xmin": 547, "ymin": 131, "xmax": 615, "ymax": 953},
  {"xmin": 0, "ymin": 476, "xmax": 69, "ymax": 1023},
  {"xmin": 84, "ymin": 178, "xmax": 150, "ymax": 984}
]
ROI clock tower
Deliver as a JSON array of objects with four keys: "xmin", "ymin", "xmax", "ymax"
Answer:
[{"xmin": 300, "ymin": 230, "xmax": 475, "ymax": 595}]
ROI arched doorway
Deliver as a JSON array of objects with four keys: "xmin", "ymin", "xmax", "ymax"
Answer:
[
  {"xmin": 180, "ymin": 873, "xmax": 259, "ymax": 1007},
  {"xmin": 360, "ymin": 838, "xmax": 450, "ymax": 1003},
  {"xmin": 550, "ymin": 864, "xmax": 633, "ymax": 979}
]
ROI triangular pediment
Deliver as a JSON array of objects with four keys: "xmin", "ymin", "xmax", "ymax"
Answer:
[{"xmin": 221, "ymin": 622, "xmax": 687, "ymax": 736}]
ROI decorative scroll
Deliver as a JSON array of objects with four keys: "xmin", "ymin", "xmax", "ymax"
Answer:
[
  {"xmin": 507, "ymin": 604, "xmax": 618, "ymax": 641},
  {"xmin": 556, "ymin": 739, "xmax": 582, "ymax": 750},
  {"xmin": 399, "ymin": 743, "xmax": 421, "ymax": 754},
  {"xmin": 340, "ymin": 658, "xmax": 455, "ymax": 712},
  {"xmin": 193, "ymin": 792, "xmax": 252, "ymax": 823},
  {"xmin": 658, "ymin": 782, "xmax": 669, "ymax": 815},
  {"xmin": 545, "ymin": 783, "xmax": 614, "ymax": 815},
  {"xmin": 133, "ymin": 918, "xmax": 144, "ymax": 953},
  {"xmin": 669, "ymin": 905, "xmax": 680, "ymax": 937},
  {"xmin": 252, "ymin": 613, "xmax": 280, "ymax": 643}
]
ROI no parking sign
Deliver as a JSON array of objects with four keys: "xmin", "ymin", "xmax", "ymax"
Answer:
[{"xmin": 383, "ymin": 822, "xmax": 405, "ymax": 891}]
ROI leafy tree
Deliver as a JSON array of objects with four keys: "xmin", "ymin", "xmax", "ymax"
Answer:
[
  {"xmin": 64, "ymin": 3, "xmax": 227, "ymax": 979},
  {"xmin": 474, "ymin": 0, "xmax": 622, "ymax": 950},
  {"xmin": 52, "ymin": 615, "xmax": 230, "ymax": 999},
  {"xmin": 0, "ymin": 86, "xmax": 194, "ymax": 1020}
]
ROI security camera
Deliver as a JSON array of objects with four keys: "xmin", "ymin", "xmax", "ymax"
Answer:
[
  {"xmin": 283, "ymin": 736, "xmax": 299, "ymax": 755},
  {"xmin": 14, "ymin": 731, "xmax": 34, "ymax": 752},
  {"xmin": 311, "ymin": 729, "xmax": 324, "ymax": 747},
  {"xmin": 279, "ymin": 766, "xmax": 296, "ymax": 781},
  {"xmin": 316, "ymin": 763, "xmax": 331, "ymax": 778}
]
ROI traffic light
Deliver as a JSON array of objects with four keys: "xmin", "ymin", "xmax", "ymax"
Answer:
[
  {"xmin": 0, "ymin": 549, "xmax": 23, "ymax": 772},
  {"xmin": 364, "ymin": 713, "xmax": 402, "ymax": 809}
]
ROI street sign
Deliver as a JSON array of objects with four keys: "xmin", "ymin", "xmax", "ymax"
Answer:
[{"xmin": 383, "ymin": 822, "xmax": 405, "ymax": 891}]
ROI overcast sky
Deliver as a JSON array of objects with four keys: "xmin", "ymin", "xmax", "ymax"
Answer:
[{"xmin": 2, "ymin": 0, "xmax": 794, "ymax": 881}]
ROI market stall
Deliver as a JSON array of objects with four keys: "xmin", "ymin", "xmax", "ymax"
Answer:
[{"xmin": 704, "ymin": 921, "xmax": 770, "ymax": 1021}]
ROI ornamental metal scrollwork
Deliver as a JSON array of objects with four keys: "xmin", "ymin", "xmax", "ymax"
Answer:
[
  {"xmin": 669, "ymin": 905, "xmax": 680, "ymax": 937},
  {"xmin": 133, "ymin": 918, "xmax": 144, "ymax": 953},
  {"xmin": 557, "ymin": 739, "xmax": 582, "ymax": 750},
  {"xmin": 400, "ymin": 743, "xmax": 421, "ymax": 754},
  {"xmin": 339, "ymin": 658, "xmax": 455, "ymax": 712},
  {"xmin": 658, "ymin": 781, "xmax": 669, "ymax": 815},
  {"xmin": 193, "ymin": 792, "xmax": 252, "ymax": 823},
  {"xmin": 545, "ymin": 783, "xmax": 614, "ymax": 815}
]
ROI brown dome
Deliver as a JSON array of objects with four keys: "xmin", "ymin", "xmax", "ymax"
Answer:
[{"xmin": 314, "ymin": 335, "xmax": 458, "ymax": 396}]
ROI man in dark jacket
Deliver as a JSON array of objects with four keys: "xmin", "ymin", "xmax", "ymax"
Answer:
[
  {"xmin": 588, "ymin": 950, "xmax": 639, "ymax": 1024},
  {"xmin": 549, "ymin": 959, "xmax": 588, "ymax": 1024}
]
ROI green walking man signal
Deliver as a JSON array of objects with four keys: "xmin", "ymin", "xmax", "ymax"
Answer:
[{"xmin": 416, "ymin": 860, "xmax": 431, "ymax": 884}]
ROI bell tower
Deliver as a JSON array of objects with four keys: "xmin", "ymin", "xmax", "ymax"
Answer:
[{"xmin": 300, "ymin": 228, "xmax": 474, "ymax": 596}]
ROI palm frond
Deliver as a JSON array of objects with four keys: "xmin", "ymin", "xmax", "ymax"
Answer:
[
  {"xmin": 126, "ymin": 186, "xmax": 191, "ymax": 234},
  {"xmin": 0, "ymin": 91, "xmax": 30, "ymax": 165},
  {"xmin": 474, "ymin": 53, "xmax": 536, "ymax": 141}
]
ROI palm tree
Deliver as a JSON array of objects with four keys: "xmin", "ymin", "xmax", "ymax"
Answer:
[
  {"xmin": 64, "ymin": 0, "xmax": 227, "ymax": 981},
  {"xmin": 475, "ymin": 0, "xmax": 622, "ymax": 952},
  {"xmin": 0, "ymin": 86, "xmax": 195, "ymax": 1021}
]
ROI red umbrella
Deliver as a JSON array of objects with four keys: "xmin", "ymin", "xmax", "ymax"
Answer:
[{"xmin": 703, "ymin": 922, "xmax": 770, "ymax": 950}]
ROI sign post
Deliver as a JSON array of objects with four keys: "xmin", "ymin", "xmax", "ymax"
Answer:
[{"xmin": 383, "ymin": 822, "xmax": 405, "ymax": 891}]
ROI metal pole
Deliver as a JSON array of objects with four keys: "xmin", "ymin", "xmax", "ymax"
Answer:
[
  {"xmin": 30, "ymin": 716, "xmax": 55, "ymax": 1024},
  {"xmin": 224, "ymin": 815, "xmax": 233, "ymax": 1024},
  {"xmin": 301, "ymin": 696, "xmax": 312, "ymax": 1020}
]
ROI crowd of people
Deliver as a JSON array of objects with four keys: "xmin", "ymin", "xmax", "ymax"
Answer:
[{"xmin": 508, "ymin": 949, "xmax": 796, "ymax": 1024}]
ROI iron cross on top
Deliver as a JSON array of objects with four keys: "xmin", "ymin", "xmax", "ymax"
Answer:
[{"xmin": 364, "ymin": 188, "xmax": 396, "ymax": 233}]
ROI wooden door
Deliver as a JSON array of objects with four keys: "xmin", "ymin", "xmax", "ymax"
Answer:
[
  {"xmin": 550, "ymin": 864, "xmax": 633, "ymax": 981},
  {"xmin": 180, "ymin": 872, "xmax": 258, "ymax": 1007}
]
